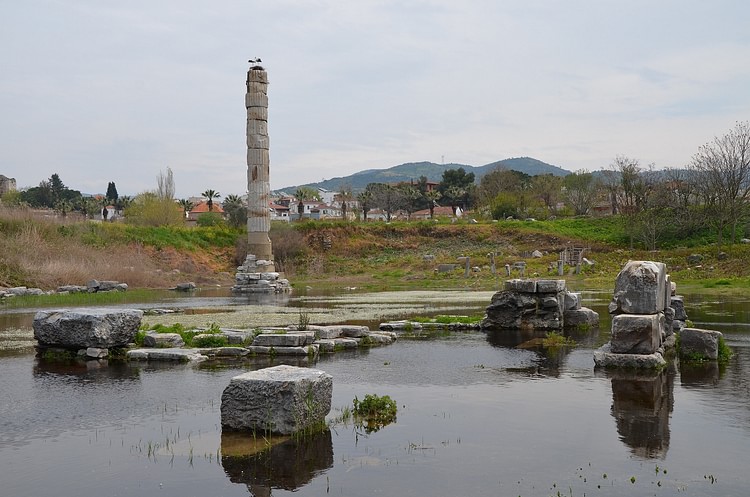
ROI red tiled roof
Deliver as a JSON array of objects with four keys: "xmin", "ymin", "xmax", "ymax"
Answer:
[{"xmin": 190, "ymin": 201, "xmax": 224, "ymax": 214}]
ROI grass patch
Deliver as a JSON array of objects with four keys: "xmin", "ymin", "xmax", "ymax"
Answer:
[
  {"xmin": 352, "ymin": 394, "xmax": 398, "ymax": 433},
  {"xmin": 412, "ymin": 314, "xmax": 482, "ymax": 324},
  {"xmin": 542, "ymin": 332, "xmax": 577, "ymax": 348}
]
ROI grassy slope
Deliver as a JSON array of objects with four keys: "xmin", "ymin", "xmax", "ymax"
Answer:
[{"xmin": 2, "ymin": 208, "xmax": 750, "ymax": 292}]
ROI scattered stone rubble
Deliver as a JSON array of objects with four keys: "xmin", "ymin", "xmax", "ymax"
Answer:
[
  {"xmin": 595, "ymin": 260, "xmax": 724, "ymax": 369},
  {"xmin": 221, "ymin": 365, "xmax": 332, "ymax": 435},
  {"xmin": 1, "ymin": 280, "xmax": 129, "ymax": 299},
  {"xmin": 480, "ymin": 279, "xmax": 599, "ymax": 332},
  {"xmin": 232, "ymin": 254, "xmax": 290, "ymax": 293},
  {"xmin": 125, "ymin": 324, "xmax": 396, "ymax": 363}
]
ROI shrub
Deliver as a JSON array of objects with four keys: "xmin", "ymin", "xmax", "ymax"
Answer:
[
  {"xmin": 196, "ymin": 212, "xmax": 225, "ymax": 227},
  {"xmin": 352, "ymin": 394, "xmax": 398, "ymax": 433}
]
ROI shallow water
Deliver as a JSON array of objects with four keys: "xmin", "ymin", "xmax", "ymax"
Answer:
[{"xmin": 1, "ymin": 289, "xmax": 749, "ymax": 496}]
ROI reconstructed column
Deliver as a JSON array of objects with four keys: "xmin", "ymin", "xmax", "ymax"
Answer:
[
  {"xmin": 245, "ymin": 65, "xmax": 274, "ymax": 268},
  {"xmin": 233, "ymin": 63, "xmax": 289, "ymax": 293}
]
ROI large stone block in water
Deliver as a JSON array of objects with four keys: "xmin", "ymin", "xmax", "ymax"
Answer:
[
  {"xmin": 33, "ymin": 308, "xmax": 143, "ymax": 349},
  {"xmin": 611, "ymin": 313, "xmax": 663, "ymax": 354},
  {"xmin": 609, "ymin": 261, "xmax": 667, "ymax": 315},
  {"xmin": 670, "ymin": 296, "xmax": 687, "ymax": 321},
  {"xmin": 679, "ymin": 328, "xmax": 723, "ymax": 361},
  {"xmin": 221, "ymin": 365, "xmax": 332, "ymax": 435}
]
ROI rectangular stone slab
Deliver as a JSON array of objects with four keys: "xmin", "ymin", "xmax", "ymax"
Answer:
[
  {"xmin": 221, "ymin": 365, "xmax": 332, "ymax": 435},
  {"xmin": 33, "ymin": 308, "xmax": 143, "ymax": 349},
  {"xmin": 611, "ymin": 313, "xmax": 663, "ymax": 354}
]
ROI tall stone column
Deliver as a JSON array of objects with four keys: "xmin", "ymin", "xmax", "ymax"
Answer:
[
  {"xmin": 245, "ymin": 65, "xmax": 274, "ymax": 269},
  {"xmin": 233, "ymin": 63, "xmax": 289, "ymax": 293}
]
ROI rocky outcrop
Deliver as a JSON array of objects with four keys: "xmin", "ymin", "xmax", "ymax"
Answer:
[
  {"xmin": 221, "ymin": 365, "xmax": 332, "ymax": 435},
  {"xmin": 33, "ymin": 308, "xmax": 143, "ymax": 350}
]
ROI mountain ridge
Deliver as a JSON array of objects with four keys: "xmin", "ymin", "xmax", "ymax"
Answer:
[{"xmin": 277, "ymin": 157, "xmax": 571, "ymax": 193}]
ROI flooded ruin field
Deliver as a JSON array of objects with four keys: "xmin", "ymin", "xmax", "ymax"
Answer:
[{"xmin": 1, "ymin": 288, "xmax": 749, "ymax": 497}]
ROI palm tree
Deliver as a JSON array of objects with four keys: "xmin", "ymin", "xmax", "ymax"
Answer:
[
  {"xmin": 424, "ymin": 190, "xmax": 442, "ymax": 219},
  {"xmin": 223, "ymin": 194, "xmax": 246, "ymax": 227},
  {"xmin": 201, "ymin": 189, "xmax": 220, "ymax": 212},
  {"xmin": 357, "ymin": 190, "xmax": 372, "ymax": 222},
  {"xmin": 178, "ymin": 199, "xmax": 194, "ymax": 218}
]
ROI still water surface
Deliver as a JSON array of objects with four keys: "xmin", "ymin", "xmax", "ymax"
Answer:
[{"xmin": 1, "ymin": 289, "xmax": 749, "ymax": 497}]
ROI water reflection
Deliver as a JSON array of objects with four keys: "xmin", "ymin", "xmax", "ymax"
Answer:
[
  {"xmin": 221, "ymin": 428, "xmax": 333, "ymax": 496},
  {"xmin": 33, "ymin": 357, "xmax": 141, "ymax": 382},
  {"xmin": 604, "ymin": 368, "xmax": 675, "ymax": 459},
  {"xmin": 485, "ymin": 329, "xmax": 572, "ymax": 374}
]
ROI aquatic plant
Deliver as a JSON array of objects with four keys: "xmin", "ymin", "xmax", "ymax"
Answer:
[
  {"xmin": 352, "ymin": 394, "xmax": 398, "ymax": 433},
  {"xmin": 542, "ymin": 332, "xmax": 576, "ymax": 348}
]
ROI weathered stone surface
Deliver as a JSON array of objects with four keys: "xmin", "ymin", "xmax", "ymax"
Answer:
[
  {"xmin": 126, "ymin": 348, "xmax": 207, "ymax": 362},
  {"xmin": 609, "ymin": 261, "xmax": 667, "ymax": 315},
  {"xmin": 536, "ymin": 279, "xmax": 566, "ymax": 294},
  {"xmin": 220, "ymin": 365, "xmax": 332, "ymax": 434},
  {"xmin": 85, "ymin": 347, "xmax": 108, "ymax": 359},
  {"xmin": 364, "ymin": 333, "xmax": 395, "ymax": 345},
  {"xmin": 315, "ymin": 327, "xmax": 343, "ymax": 339},
  {"xmin": 481, "ymin": 290, "xmax": 562, "ymax": 331},
  {"xmin": 379, "ymin": 321, "xmax": 422, "ymax": 331},
  {"xmin": 253, "ymin": 333, "xmax": 308, "ymax": 347},
  {"xmin": 335, "ymin": 325, "xmax": 370, "ymax": 338},
  {"xmin": 594, "ymin": 343, "xmax": 666, "ymax": 369},
  {"xmin": 670, "ymin": 296, "xmax": 687, "ymax": 321},
  {"xmin": 315, "ymin": 339, "xmax": 336, "ymax": 353},
  {"xmin": 504, "ymin": 279, "xmax": 537, "ymax": 293},
  {"xmin": 437, "ymin": 264, "xmax": 458, "ymax": 273},
  {"xmin": 679, "ymin": 328, "xmax": 723, "ymax": 360},
  {"xmin": 207, "ymin": 347, "xmax": 250, "ymax": 357},
  {"xmin": 611, "ymin": 314, "xmax": 663, "ymax": 354},
  {"xmin": 662, "ymin": 307, "xmax": 675, "ymax": 338},
  {"xmin": 531, "ymin": 250, "xmax": 544, "ymax": 258},
  {"xmin": 564, "ymin": 291, "xmax": 581, "ymax": 310},
  {"xmin": 56, "ymin": 285, "xmax": 88, "ymax": 294},
  {"xmin": 332, "ymin": 338, "xmax": 358, "ymax": 350},
  {"xmin": 174, "ymin": 282, "xmax": 196, "ymax": 291},
  {"xmin": 564, "ymin": 307, "xmax": 600, "ymax": 329},
  {"xmin": 34, "ymin": 308, "xmax": 143, "ymax": 349},
  {"xmin": 143, "ymin": 332, "xmax": 185, "ymax": 348}
]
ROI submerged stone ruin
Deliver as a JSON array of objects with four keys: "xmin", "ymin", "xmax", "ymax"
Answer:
[
  {"xmin": 221, "ymin": 365, "xmax": 332, "ymax": 435},
  {"xmin": 595, "ymin": 260, "xmax": 724, "ymax": 369},
  {"xmin": 33, "ymin": 308, "xmax": 143, "ymax": 359},
  {"xmin": 480, "ymin": 279, "xmax": 599, "ymax": 332}
]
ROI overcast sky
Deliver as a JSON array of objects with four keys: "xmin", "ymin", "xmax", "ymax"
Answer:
[{"xmin": 2, "ymin": 1, "xmax": 749, "ymax": 198}]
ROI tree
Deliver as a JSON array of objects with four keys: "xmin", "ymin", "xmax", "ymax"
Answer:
[
  {"xmin": 367, "ymin": 183, "xmax": 397, "ymax": 221},
  {"xmin": 106, "ymin": 182, "xmax": 119, "ymax": 202},
  {"xmin": 202, "ymin": 189, "xmax": 221, "ymax": 212},
  {"xmin": 157, "ymin": 167, "xmax": 176, "ymax": 201},
  {"xmin": 125, "ymin": 192, "xmax": 184, "ymax": 226},
  {"xmin": 178, "ymin": 198, "xmax": 194, "ymax": 218},
  {"xmin": 563, "ymin": 170, "xmax": 598, "ymax": 216},
  {"xmin": 437, "ymin": 167, "xmax": 475, "ymax": 212},
  {"xmin": 443, "ymin": 185, "xmax": 466, "ymax": 216},
  {"xmin": 357, "ymin": 189, "xmax": 372, "ymax": 221},
  {"xmin": 424, "ymin": 190, "xmax": 441, "ymax": 219},
  {"xmin": 691, "ymin": 121, "xmax": 750, "ymax": 247},
  {"xmin": 338, "ymin": 184, "xmax": 353, "ymax": 221},
  {"xmin": 531, "ymin": 174, "xmax": 563, "ymax": 213},
  {"xmin": 49, "ymin": 173, "xmax": 65, "ymax": 205},
  {"xmin": 223, "ymin": 194, "xmax": 247, "ymax": 228}
]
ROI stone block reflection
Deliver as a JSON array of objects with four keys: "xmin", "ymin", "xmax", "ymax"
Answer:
[
  {"xmin": 606, "ymin": 368, "xmax": 675, "ymax": 459},
  {"xmin": 221, "ymin": 428, "xmax": 333, "ymax": 496}
]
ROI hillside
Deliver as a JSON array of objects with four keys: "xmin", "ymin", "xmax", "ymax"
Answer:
[{"xmin": 278, "ymin": 156, "xmax": 570, "ymax": 193}]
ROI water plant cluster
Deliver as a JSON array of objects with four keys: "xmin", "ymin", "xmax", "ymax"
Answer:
[{"xmin": 352, "ymin": 394, "xmax": 398, "ymax": 434}]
